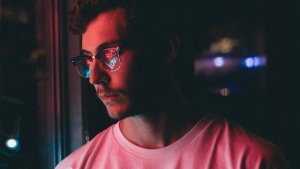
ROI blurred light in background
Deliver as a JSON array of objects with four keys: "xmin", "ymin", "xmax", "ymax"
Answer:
[
  {"xmin": 214, "ymin": 57, "xmax": 224, "ymax": 67},
  {"xmin": 244, "ymin": 56, "xmax": 267, "ymax": 68},
  {"xmin": 220, "ymin": 88, "xmax": 230, "ymax": 96},
  {"xmin": 209, "ymin": 37, "xmax": 239, "ymax": 54},
  {"xmin": 5, "ymin": 138, "xmax": 19, "ymax": 150},
  {"xmin": 194, "ymin": 24, "xmax": 267, "ymax": 96}
]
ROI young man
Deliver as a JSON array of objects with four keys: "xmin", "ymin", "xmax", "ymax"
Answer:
[{"xmin": 56, "ymin": 0, "xmax": 289, "ymax": 168}]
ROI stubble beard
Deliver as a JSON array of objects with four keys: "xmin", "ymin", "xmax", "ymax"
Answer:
[{"xmin": 103, "ymin": 91, "xmax": 157, "ymax": 121}]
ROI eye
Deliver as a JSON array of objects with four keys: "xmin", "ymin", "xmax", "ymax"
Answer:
[
  {"xmin": 99, "ymin": 48, "xmax": 119, "ymax": 61},
  {"xmin": 105, "ymin": 51, "xmax": 113, "ymax": 59},
  {"xmin": 85, "ymin": 58, "xmax": 92, "ymax": 66}
]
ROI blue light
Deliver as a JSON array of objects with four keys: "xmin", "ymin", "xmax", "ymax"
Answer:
[
  {"xmin": 253, "ymin": 56, "xmax": 261, "ymax": 67},
  {"xmin": 214, "ymin": 57, "xmax": 224, "ymax": 67},
  {"xmin": 244, "ymin": 56, "xmax": 266, "ymax": 68},
  {"xmin": 5, "ymin": 138, "xmax": 19, "ymax": 150},
  {"xmin": 245, "ymin": 57, "xmax": 254, "ymax": 68}
]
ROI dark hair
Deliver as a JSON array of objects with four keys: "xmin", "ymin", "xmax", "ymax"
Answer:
[{"xmin": 69, "ymin": 0, "xmax": 181, "ymax": 35}]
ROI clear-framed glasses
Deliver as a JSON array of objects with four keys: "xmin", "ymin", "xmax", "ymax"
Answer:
[{"xmin": 71, "ymin": 47, "xmax": 121, "ymax": 78}]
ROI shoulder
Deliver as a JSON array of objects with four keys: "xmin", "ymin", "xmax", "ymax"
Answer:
[
  {"xmin": 201, "ymin": 112, "xmax": 278, "ymax": 151},
  {"xmin": 55, "ymin": 124, "xmax": 115, "ymax": 169},
  {"xmin": 198, "ymin": 112, "xmax": 290, "ymax": 168}
]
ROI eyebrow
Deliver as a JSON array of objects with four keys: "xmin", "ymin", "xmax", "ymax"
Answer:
[{"xmin": 81, "ymin": 40, "xmax": 123, "ymax": 55}]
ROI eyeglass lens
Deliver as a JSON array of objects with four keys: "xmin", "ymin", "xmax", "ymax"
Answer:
[
  {"xmin": 74, "ymin": 47, "xmax": 120, "ymax": 78},
  {"xmin": 99, "ymin": 47, "xmax": 121, "ymax": 71},
  {"xmin": 75, "ymin": 57, "xmax": 92, "ymax": 78}
]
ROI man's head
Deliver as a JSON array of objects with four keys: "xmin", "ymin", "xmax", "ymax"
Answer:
[
  {"xmin": 69, "ymin": 0, "xmax": 181, "ymax": 120},
  {"xmin": 69, "ymin": 0, "xmax": 180, "ymax": 37}
]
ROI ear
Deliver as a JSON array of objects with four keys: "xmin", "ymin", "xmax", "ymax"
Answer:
[{"xmin": 165, "ymin": 33, "xmax": 180, "ymax": 64}]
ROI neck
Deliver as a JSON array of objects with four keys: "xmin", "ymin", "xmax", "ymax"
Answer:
[{"xmin": 119, "ymin": 73, "xmax": 201, "ymax": 148}]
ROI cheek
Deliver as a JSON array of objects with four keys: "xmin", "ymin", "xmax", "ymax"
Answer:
[
  {"xmin": 119, "ymin": 51, "xmax": 149, "ymax": 92},
  {"xmin": 112, "ymin": 51, "xmax": 140, "ymax": 89},
  {"xmin": 114, "ymin": 49, "xmax": 164, "ymax": 93}
]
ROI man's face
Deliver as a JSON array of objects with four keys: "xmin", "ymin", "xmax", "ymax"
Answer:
[{"xmin": 82, "ymin": 8, "xmax": 159, "ymax": 119}]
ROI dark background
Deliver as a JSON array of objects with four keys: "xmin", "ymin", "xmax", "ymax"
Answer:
[
  {"xmin": 1, "ymin": 0, "xmax": 299, "ymax": 168},
  {"xmin": 1, "ymin": 1, "xmax": 39, "ymax": 168}
]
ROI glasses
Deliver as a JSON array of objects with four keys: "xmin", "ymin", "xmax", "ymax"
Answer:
[{"xmin": 71, "ymin": 46, "xmax": 121, "ymax": 78}]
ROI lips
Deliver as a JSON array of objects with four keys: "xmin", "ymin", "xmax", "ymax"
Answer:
[
  {"xmin": 95, "ymin": 85, "xmax": 123, "ymax": 104},
  {"xmin": 99, "ymin": 92, "xmax": 119, "ymax": 98},
  {"xmin": 101, "ymin": 94, "xmax": 119, "ymax": 100},
  {"xmin": 98, "ymin": 92, "xmax": 121, "ymax": 105}
]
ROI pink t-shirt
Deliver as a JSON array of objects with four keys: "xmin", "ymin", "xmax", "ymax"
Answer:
[{"xmin": 56, "ymin": 113, "xmax": 289, "ymax": 169}]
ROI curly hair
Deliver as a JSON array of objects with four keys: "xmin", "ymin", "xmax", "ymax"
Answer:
[{"xmin": 68, "ymin": 0, "xmax": 180, "ymax": 35}]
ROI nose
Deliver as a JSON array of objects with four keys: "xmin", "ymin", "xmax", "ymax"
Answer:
[{"xmin": 89, "ymin": 60, "xmax": 110, "ymax": 85}]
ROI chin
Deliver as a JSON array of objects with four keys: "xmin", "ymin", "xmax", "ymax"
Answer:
[
  {"xmin": 105, "ymin": 98, "xmax": 148, "ymax": 120},
  {"xmin": 106, "ymin": 105, "xmax": 132, "ymax": 120}
]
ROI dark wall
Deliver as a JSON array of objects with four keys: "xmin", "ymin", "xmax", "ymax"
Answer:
[
  {"xmin": 1, "ymin": 0, "xmax": 40, "ymax": 168},
  {"xmin": 264, "ymin": 1, "xmax": 300, "ymax": 168}
]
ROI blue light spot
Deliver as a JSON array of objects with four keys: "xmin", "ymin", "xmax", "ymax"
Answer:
[
  {"xmin": 253, "ymin": 56, "xmax": 261, "ymax": 67},
  {"xmin": 245, "ymin": 57, "xmax": 254, "ymax": 68},
  {"xmin": 214, "ymin": 57, "xmax": 224, "ymax": 67}
]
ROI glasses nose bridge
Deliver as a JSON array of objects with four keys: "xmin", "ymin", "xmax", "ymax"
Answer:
[{"xmin": 90, "ymin": 55, "xmax": 98, "ymax": 68}]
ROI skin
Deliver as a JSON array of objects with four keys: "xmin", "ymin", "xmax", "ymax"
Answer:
[
  {"xmin": 82, "ymin": 8, "xmax": 201, "ymax": 149},
  {"xmin": 83, "ymin": 8, "xmax": 138, "ymax": 119}
]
